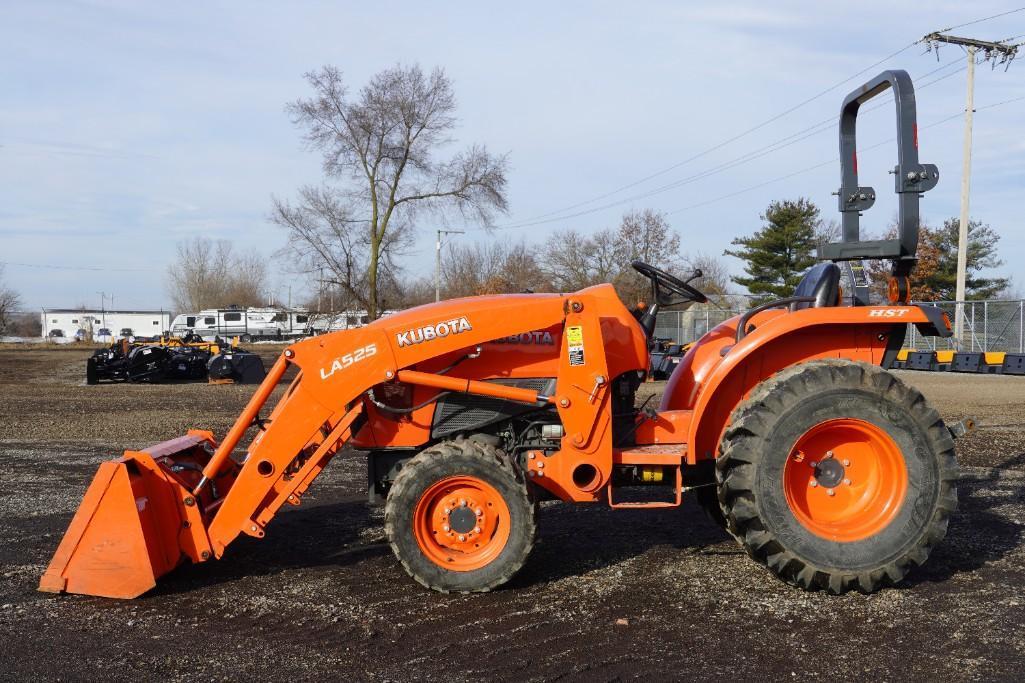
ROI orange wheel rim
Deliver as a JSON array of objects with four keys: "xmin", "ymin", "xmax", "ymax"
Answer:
[
  {"xmin": 783, "ymin": 418, "xmax": 908, "ymax": 542},
  {"xmin": 412, "ymin": 476, "xmax": 510, "ymax": 572}
]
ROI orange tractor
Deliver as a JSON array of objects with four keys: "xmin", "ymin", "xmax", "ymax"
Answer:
[{"xmin": 41, "ymin": 70, "xmax": 965, "ymax": 598}]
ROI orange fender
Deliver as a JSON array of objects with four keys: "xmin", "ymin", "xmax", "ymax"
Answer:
[{"xmin": 662, "ymin": 305, "xmax": 949, "ymax": 464}]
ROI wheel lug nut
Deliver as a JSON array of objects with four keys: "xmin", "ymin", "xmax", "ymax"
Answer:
[
  {"xmin": 810, "ymin": 480, "xmax": 818, "ymax": 488},
  {"xmin": 473, "ymin": 526, "xmax": 481, "ymax": 534},
  {"xmin": 844, "ymin": 479, "xmax": 851, "ymax": 485},
  {"xmin": 442, "ymin": 524, "xmax": 450, "ymax": 532},
  {"xmin": 827, "ymin": 489, "xmax": 835, "ymax": 497},
  {"xmin": 825, "ymin": 451, "xmax": 834, "ymax": 459},
  {"xmin": 475, "ymin": 508, "xmax": 483, "ymax": 516},
  {"xmin": 459, "ymin": 499, "xmax": 467, "ymax": 507},
  {"xmin": 458, "ymin": 535, "xmax": 466, "ymax": 542},
  {"xmin": 443, "ymin": 507, "xmax": 450, "ymax": 514},
  {"xmin": 842, "ymin": 459, "xmax": 850, "ymax": 467}
]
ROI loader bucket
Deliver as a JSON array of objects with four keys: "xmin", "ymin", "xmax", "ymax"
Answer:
[{"xmin": 40, "ymin": 433, "xmax": 219, "ymax": 599}]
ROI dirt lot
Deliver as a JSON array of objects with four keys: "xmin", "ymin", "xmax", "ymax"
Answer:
[{"xmin": 0, "ymin": 345, "xmax": 1023, "ymax": 681}]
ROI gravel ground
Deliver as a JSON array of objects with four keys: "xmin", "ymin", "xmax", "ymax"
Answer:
[{"xmin": 0, "ymin": 346, "xmax": 1023, "ymax": 681}]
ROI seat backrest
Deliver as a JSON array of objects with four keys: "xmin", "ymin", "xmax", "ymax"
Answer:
[{"xmin": 793, "ymin": 262, "xmax": 841, "ymax": 309}]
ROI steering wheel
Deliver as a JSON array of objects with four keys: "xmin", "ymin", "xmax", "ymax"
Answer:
[{"xmin": 631, "ymin": 260, "xmax": 708, "ymax": 304}]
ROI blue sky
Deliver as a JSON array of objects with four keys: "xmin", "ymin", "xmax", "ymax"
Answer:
[{"xmin": 2, "ymin": 1, "xmax": 1023, "ymax": 310}]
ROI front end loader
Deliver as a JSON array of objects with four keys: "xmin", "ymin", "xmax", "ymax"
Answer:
[{"xmin": 42, "ymin": 70, "xmax": 968, "ymax": 598}]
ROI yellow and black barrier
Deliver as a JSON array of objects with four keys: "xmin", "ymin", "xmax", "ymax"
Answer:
[{"xmin": 892, "ymin": 350, "xmax": 1025, "ymax": 375}]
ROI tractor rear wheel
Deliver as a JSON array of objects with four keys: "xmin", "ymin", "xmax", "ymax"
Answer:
[
  {"xmin": 716, "ymin": 360, "xmax": 958, "ymax": 594},
  {"xmin": 385, "ymin": 437, "xmax": 536, "ymax": 593}
]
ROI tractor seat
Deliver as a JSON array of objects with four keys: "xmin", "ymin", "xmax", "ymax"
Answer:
[{"xmin": 792, "ymin": 262, "xmax": 841, "ymax": 309}]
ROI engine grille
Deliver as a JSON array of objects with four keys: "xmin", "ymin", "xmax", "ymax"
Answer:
[{"xmin": 431, "ymin": 378, "xmax": 556, "ymax": 439}]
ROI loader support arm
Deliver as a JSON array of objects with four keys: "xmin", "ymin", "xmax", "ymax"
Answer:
[
  {"xmin": 397, "ymin": 369, "xmax": 555, "ymax": 405},
  {"xmin": 196, "ymin": 353, "xmax": 289, "ymax": 493}
]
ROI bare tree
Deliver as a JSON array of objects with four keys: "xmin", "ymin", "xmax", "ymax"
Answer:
[
  {"xmin": 391, "ymin": 276, "xmax": 436, "ymax": 309},
  {"xmin": 0, "ymin": 265, "xmax": 22, "ymax": 335},
  {"xmin": 541, "ymin": 210, "xmax": 682, "ymax": 304},
  {"xmin": 165, "ymin": 237, "xmax": 268, "ymax": 313},
  {"xmin": 684, "ymin": 252, "xmax": 732, "ymax": 304},
  {"xmin": 275, "ymin": 64, "xmax": 509, "ymax": 320},
  {"xmin": 272, "ymin": 185, "xmax": 413, "ymax": 313},
  {"xmin": 541, "ymin": 228, "xmax": 628, "ymax": 293},
  {"xmin": 442, "ymin": 241, "xmax": 543, "ymax": 298},
  {"xmin": 815, "ymin": 218, "xmax": 842, "ymax": 246},
  {"xmin": 614, "ymin": 209, "xmax": 682, "ymax": 303}
]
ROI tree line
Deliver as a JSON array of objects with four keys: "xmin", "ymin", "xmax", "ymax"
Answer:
[{"xmin": 728, "ymin": 198, "xmax": 1008, "ymax": 303}]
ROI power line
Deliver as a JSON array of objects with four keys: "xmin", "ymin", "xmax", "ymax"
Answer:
[
  {"xmin": 0, "ymin": 139, "xmax": 158, "ymax": 160},
  {"xmin": 978, "ymin": 92, "xmax": 1025, "ymax": 108},
  {"xmin": 488, "ymin": 9, "xmax": 1025, "ymax": 232},
  {"xmin": 0, "ymin": 260, "xmax": 150, "ymax": 273},
  {"xmin": 489, "ymin": 41, "xmax": 920, "ymax": 229},
  {"xmin": 934, "ymin": 6, "xmax": 1025, "ymax": 33},
  {"xmin": 485, "ymin": 60, "xmax": 967, "ymax": 232},
  {"xmin": 663, "ymin": 95, "xmax": 1021, "ymax": 217}
]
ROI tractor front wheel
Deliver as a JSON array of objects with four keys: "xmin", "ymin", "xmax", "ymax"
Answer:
[
  {"xmin": 385, "ymin": 438, "xmax": 536, "ymax": 593},
  {"xmin": 716, "ymin": 360, "xmax": 958, "ymax": 594}
]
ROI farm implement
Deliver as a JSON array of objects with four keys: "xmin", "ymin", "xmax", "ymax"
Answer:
[{"xmin": 86, "ymin": 335, "xmax": 266, "ymax": 385}]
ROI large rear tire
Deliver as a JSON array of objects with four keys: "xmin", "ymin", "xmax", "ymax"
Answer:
[
  {"xmin": 385, "ymin": 438, "xmax": 536, "ymax": 593},
  {"xmin": 716, "ymin": 360, "xmax": 958, "ymax": 594}
]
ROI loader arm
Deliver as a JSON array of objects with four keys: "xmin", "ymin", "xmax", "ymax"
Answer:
[{"xmin": 40, "ymin": 285, "xmax": 635, "ymax": 597}]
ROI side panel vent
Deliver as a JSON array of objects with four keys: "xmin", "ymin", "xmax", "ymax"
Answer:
[{"xmin": 432, "ymin": 378, "xmax": 556, "ymax": 439}]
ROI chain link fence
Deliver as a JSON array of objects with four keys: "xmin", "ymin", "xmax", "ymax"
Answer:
[
  {"xmin": 908, "ymin": 300, "xmax": 1025, "ymax": 353},
  {"xmin": 653, "ymin": 307, "xmax": 747, "ymax": 343},
  {"xmin": 655, "ymin": 299, "xmax": 1025, "ymax": 353}
]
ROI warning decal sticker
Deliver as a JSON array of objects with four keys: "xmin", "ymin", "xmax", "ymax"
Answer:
[{"xmin": 566, "ymin": 325, "xmax": 585, "ymax": 366}]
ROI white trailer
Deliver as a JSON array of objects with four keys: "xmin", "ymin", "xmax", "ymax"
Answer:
[
  {"xmin": 169, "ymin": 307, "xmax": 312, "ymax": 341},
  {"xmin": 41, "ymin": 309, "xmax": 171, "ymax": 341},
  {"xmin": 305, "ymin": 310, "xmax": 394, "ymax": 334}
]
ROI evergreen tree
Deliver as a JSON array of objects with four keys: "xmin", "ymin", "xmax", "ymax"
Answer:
[
  {"xmin": 725, "ymin": 198, "xmax": 820, "ymax": 301},
  {"xmin": 926, "ymin": 218, "xmax": 1009, "ymax": 300}
]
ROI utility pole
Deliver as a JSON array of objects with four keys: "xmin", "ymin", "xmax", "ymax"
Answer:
[
  {"xmin": 923, "ymin": 31, "xmax": 1018, "ymax": 348},
  {"xmin": 96, "ymin": 291, "xmax": 109, "ymax": 328},
  {"xmin": 435, "ymin": 229, "xmax": 465, "ymax": 302},
  {"xmin": 956, "ymin": 46, "xmax": 975, "ymax": 350}
]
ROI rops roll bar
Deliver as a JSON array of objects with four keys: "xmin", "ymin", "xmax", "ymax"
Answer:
[{"xmin": 818, "ymin": 70, "xmax": 938, "ymax": 281}]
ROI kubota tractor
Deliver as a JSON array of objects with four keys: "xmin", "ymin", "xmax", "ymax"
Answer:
[{"xmin": 41, "ymin": 70, "xmax": 967, "ymax": 599}]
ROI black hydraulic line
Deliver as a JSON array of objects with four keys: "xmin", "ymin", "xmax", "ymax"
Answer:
[
  {"xmin": 365, "ymin": 347, "xmax": 482, "ymax": 414},
  {"xmin": 367, "ymin": 388, "xmax": 452, "ymax": 415}
]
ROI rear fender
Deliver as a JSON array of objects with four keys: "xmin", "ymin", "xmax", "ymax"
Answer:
[{"xmin": 666, "ymin": 305, "xmax": 948, "ymax": 464}]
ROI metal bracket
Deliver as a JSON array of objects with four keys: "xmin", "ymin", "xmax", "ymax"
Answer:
[
  {"xmin": 840, "ymin": 186, "xmax": 876, "ymax": 213},
  {"xmin": 895, "ymin": 163, "xmax": 939, "ymax": 194}
]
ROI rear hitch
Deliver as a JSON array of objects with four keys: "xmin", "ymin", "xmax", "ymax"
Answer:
[{"xmin": 947, "ymin": 417, "xmax": 976, "ymax": 439}]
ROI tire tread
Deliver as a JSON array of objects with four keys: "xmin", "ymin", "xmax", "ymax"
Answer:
[{"xmin": 716, "ymin": 360, "xmax": 958, "ymax": 594}]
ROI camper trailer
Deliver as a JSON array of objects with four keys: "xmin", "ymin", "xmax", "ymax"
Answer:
[
  {"xmin": 169, "ymin": 307, "xmax": 312, "ymax": 341},
  {"xmin": 303, "ymin": 310, "xmax": 397, "ymax": 335}
]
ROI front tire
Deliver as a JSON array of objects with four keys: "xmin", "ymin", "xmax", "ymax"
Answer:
[
  {"xmin": 385, "ymin": 438, "xmax": 536, "ymax": 593},
  {"xmin": 716, "ymin": 360, "xmax": 958, "ymax": 594}
]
